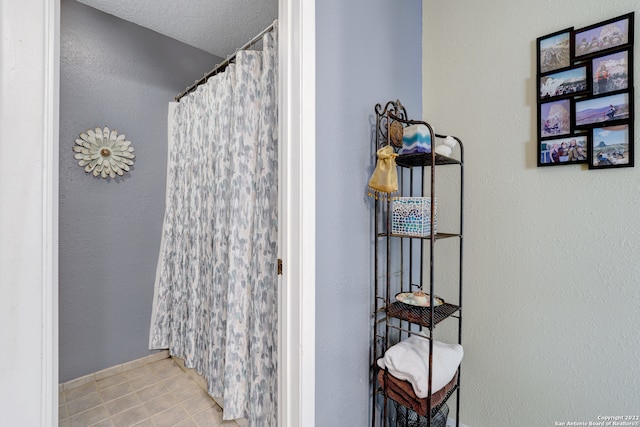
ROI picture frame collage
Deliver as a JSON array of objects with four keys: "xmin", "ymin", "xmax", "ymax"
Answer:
[{"xmin": 537, "ymin": 12, "xmax": 635, "ymax": 169}]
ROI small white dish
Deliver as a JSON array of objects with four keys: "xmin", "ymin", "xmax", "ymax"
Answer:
[{"xmin": 395, "ymin": 292, "xmax": 444, "ymax": 307}]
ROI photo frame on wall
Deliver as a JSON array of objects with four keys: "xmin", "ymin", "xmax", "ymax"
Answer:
[
  {"xmin": 540, "ymin": 99, "xmax": 572, "ymax": 138},
  {"xmin": 574, "ymin": 90, "xmax": 632, "ymax": 128},
  {"xmin": 538, "ymin": 28, "xmax": 573, "ymax": 74},
  {"xmin": 574, "ymin": 13, "xmax": 633, "ymax": 60},
  {"xmin": 591, "ymin": 48, "xmax": 632, "ymax": 95},
  {"xmin": 539, "ymin": 65, "xmax": 590, "ymax": 101},
  {"xmin": 539, "ymin": 134, "xmax": 589, "ymax": 166},
  {"xmin": 536, "ymin": 12, "xmax": 634, "ymax": 169},
  {"xmin": 589, "ymin": 123, "xmax": 634, "ymax": 169}
]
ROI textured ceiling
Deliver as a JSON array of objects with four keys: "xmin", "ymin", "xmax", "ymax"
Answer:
[{"xmin": 76, "ymin": 0, "xmax": 278, "ymax": 58}]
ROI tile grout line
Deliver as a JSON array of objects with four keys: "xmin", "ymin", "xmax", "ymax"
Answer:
[
  {"xmin": 110, "ymin": 362, "xmax": 174, "ymax": 426},
  {"xmin": 60, "ymin": 350, "xmax": 170, "ymax": 392},
  {"xmin": 179, "ymin": 397, "xmax": 216, "ymax": 427},
  {"xmin": 60, "ymin": 351, "xmax": 170, "ymax": 423},
  {"xmin": 172, "ymin": 356, "xmax": 243, "ymax": 426},
  {"xmin": 65, "ymin": 377, "xmax": 123, "ymax": 426},
  {"xmin": 154, "ymin": 368, "xmax": 223, "ymax": 427},
  {"xmin": 61, "ymin": 354, "xmax": 239, "ymax": 427},
  {"xmin": 91, "ymin": 373, "xmax": 164, "ymax": 427},
  {"xmin": 129, "ymin": 360, "xmax": 199, "ymax": 427}
]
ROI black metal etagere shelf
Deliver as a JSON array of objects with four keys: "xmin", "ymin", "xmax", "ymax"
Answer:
[{"xmin": 371, "ymin": 100, "xmax": 464, "ymax": 427}]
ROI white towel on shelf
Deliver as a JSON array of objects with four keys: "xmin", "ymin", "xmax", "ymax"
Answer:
[{"xmin": 377, "ymin": 336, "xmax": 463, "ymax": 398}]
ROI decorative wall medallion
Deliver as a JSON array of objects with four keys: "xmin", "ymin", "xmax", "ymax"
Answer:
[
  {"xmin": 73, "ymin": 127, "xmax": 135, "ymax": 178},
  {"xmin": 389, "ymin": 120, "xmax": 403, "ymax": 148}
]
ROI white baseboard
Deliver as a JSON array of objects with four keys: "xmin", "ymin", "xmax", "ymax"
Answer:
[
  {"xmin": 447, "ymin": 417, "xmax": 470, "ymax": 427},
  {"xmin": 59, "ymin": 350, "xmax": 169, "ymax": 391}
]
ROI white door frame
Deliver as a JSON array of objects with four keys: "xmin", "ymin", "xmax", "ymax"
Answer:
[
  {"xmin": 0, "ymin": 0, "xmax": 315, "ymax": 425},
  {"xmin": 278, "ymin": 0, "xmax": 316, "ymax": 426},
  {"xmin": 0, "ymin": 0, "xmax": 59, "ymax": 425}
]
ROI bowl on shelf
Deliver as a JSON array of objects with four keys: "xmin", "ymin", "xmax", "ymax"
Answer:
[{"xmin": 395, "ymin": 291, "xmax": 444, "ymax": 307}]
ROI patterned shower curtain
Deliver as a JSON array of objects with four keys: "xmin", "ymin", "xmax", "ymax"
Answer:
[{"xmin": 150, "ymin": 24, "xmax": 278, "ymax": 426}]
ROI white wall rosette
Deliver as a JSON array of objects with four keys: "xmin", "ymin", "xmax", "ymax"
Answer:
[{"xmin": 73, "ymin": 127, "xmax": 135, "ymax": 178}]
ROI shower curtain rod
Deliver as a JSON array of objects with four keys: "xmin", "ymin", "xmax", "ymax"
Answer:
[{"xmin": 175, "ymin": 22, "xmax": 275, "ymax": 101}]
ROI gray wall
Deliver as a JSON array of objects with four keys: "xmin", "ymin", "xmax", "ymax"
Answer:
[
  {"xmin": 315, "ymin": 0, "xmax": 422, "ymax": 425},
  {"xmin": 59, "ymin": 0, "xmax": 219, "ymax": 382}
]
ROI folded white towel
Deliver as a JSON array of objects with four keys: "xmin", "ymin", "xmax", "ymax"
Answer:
[{"xmin": 377, "ymin": 336, "xmax": 463, "ymax": 398}]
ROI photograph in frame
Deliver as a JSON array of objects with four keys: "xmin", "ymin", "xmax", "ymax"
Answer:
[
  {"xmin": 540, "ymin": 99, "xmax": 571, "ymax": 137},
  {"xmin": 589, "ymin": 123, "xmax": 633, "ymax": 169},
  {"xmin": 575, "ymin": 91, "xmax": 631, "ymax": 127},
  {"xmin": 539, "ymin": 134, "xmax": 589, "ymax": 166},
  {"xmin": 592, "ymin": 49, "xmax": 632, "ymax": 95},
  {"xmin": 539, "ymin": 65, "xmax": 589, "ymax": 101},
  {"xmin": 574, "ymin": 13, "xmax": 633, "ymax": 59},
  {"xmin": 538, "ymin": 29, "xmax": 572, "ymax": 74}
]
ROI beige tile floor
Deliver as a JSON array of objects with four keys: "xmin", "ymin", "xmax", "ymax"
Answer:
[{"xmin": 59, "ymin": 358, "xmax": 241, "ymax": 427}]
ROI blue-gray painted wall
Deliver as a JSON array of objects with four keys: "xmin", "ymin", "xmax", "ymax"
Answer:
[
  {"xmin": 59, "ymin": 0, "xmax": 220, "ymax": 382},
  {"xmin": 60, "ymin": 2, "xmax": 423, "ymax": 419},
  {"xmin": 315, "ymin": 0, "xmax": 423, "ymax": 425}
]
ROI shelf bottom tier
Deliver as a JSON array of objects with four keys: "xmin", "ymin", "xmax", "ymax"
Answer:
[
  {"xmin": 395, "ymin": 401, "xmax": 449, "ymax": 427},
  {"xmin": 376, "ymin": 369, "xmax": 458, "ymax": 419}
]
